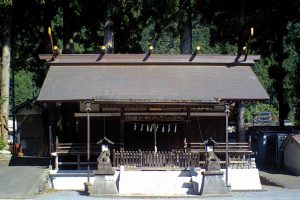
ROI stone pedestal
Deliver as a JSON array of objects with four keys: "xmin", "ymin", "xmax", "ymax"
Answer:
[
  {"xmin": 200, "ymin": 171, "xmax": 228, "ymax": 195},
  {"xmin": 200, "ymin": 151, "xmax": 228, "ymax": 195},
  {"xmin": 84, "ymin": 182, "xmax": 92, "ymax": 195},
  {"xmin": 0, "ymin": 150, "xmax": 12, "ymax": 166},
  {"xmin": 90, "ymin": 161, "xmax": 118, "ymax": 195},
  {"xmin": 96, "ymin": 162, "xmax": 113, "ymax": 175},
  {"xmin": 91, "ymin": 174, "xmax": 118, "ymax": 194}
]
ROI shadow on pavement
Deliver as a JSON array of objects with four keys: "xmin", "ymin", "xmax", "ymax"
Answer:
[
  {"xmin": 77, "ymin": 191, "xmax": 87, "ymax": 196},
  {"xmin": 257, "ymin": 164, "xmax": 300, "ymax": 189},
  {"xmin": 257, "ymin": 164, "xmax": 297, "ymax": 176},
  {"xmin": 259, "ymin": 175, "xmax": 284, "ymax": 188},
  {"xmin": 9, "ymin": 156, "xmax": 50, "ymax": 167}
]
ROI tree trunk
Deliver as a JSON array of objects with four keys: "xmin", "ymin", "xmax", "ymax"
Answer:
[
  {"xmin": 62, "ymin": 1, "xmax": 74, "ymax": 53},
  {"xmin": 1, "ymin": 4, "xmax": 12, "ymax": 141},
  {"xmin": 180, "ymin": 0, "xmax": 192, "ymax": 54},
  {"xmin": 236, "ymin": 1, "xmax": 246, "ymax": 142},
  {"xmin": 236, "ymin": 101, "xmax": 246, "ymax": 142},
  {"xmin": 277, "ymin": 60, "xmax": 288, "ymax": 127},
  {"xmin": 103, "ymin": 0, "xmax": 114, "ymax": 53},
  {"xmin": 238, "ymin": 0, "xmax": 246, "ymax": 53},
  {"xmin": 43, "ymin": 0, "xmax": 53, "ymax": 53},
  {"xmin": 277, "ymin": 32, "xmax": 288, "ymax": 127},
  {"xmin": 296, "ymin": 101, "xmax": 300, "ymax": 126},
  {"xmin": 295, "ymin": 41, "xmax": 300, "ymax": 125}
]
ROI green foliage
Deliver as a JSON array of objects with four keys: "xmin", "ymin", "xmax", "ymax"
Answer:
[
  {"xmin": 253, "ymin": 58, "xmax": 276, "ymax": 96},
  {"xmin": 140, "ymin": 16, "xmax": 237, "ymax": 55},
  {"xmin": 51, "ymin": 6, "xmax": 63, "ymax": 50},
  {"xmin": 0, "ymin": 135, "xmax": 6, "ymax": 150},
  {"xmin": 192, "ymin": 21, "xmax": 237, "ymax": 54},
  {"xmin": 0, "ymin": 0, "xmax": 11, "ymax": 7},
  {"xmin": 283, "ymin": 21, "xmax": 300, "ymax": 124},
  {"xmin": 1, "ymin": 0, "xmax": 300, "ymax": 124},
  {"xmin": 140, "ymin": 22, "xmax": 180, "ymax": 54},
  {"xmin": 14, "ymin": 70, "xmax": 38, "ymax": 105},
  {"xmin": 245, "ymin": 103, "xmax": 279, "ymax": 124}
]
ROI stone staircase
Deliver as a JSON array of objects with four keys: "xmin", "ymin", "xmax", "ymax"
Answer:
[{"xmin": 118, "ymin": 170, "xmax": 195, "ymax": 195}]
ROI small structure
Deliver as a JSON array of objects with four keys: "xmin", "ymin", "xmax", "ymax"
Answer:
[
  {"xmin": 282, "ymin": 134, "xmax": 300, "ymax": 175},
  {"xmin": 13, "ymin": 98, "xmax": 46, "ymax": 156},
  {"xmin": 200, "ymin": 138, "xmax": 228, "ymax": 195},
  {"xmin": 204, "ymin": 137, "xmax": 216, "ymax": 154},
  {"xmin": 90, "ymin": 136, "xmax": 117, "ymax": 195},
  {"xmin": 37, "ymin": 54, "xmax": 268, "ymax": 194},
  {"xmin": 248, "ymin": 126, "xmax": 293, "ymax": 167}
]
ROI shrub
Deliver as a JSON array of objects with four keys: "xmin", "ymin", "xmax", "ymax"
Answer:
[
  {"xmin": 245, "ymin": 102, "xmax": 279, "ymax": 124},
  {"xmin": 0, "ymin": 136, "xmax": 6, "ymax": 150}
]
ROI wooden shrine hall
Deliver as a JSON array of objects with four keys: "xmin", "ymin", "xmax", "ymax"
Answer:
[{"xmin": 38, "ymin": 53, "xmax": 269, "ymax": 170}]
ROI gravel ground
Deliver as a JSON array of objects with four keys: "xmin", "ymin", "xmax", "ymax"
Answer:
[{"xmin": 30, "ymin": 186, "xmax": 300, "ymax": 200}]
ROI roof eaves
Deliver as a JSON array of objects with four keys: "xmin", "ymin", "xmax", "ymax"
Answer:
[{"xmin": 38, "ymin": 54, "xmax": 260, "ymax": 66}]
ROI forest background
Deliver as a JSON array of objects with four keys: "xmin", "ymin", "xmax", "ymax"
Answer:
[{"xmin": 0, "ymin": 0, "xmax": 300, "ymax": 131}]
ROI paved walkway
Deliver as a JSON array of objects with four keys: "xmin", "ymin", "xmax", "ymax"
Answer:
[
  {"xmin": 1, "ymin": 156, "xmax": 300, "ymax": 199},
  {"xmin": 0, "ymin": 156, "xmax": 49, "ymax": 199},
  {"xmin": 33, "ymin": 187, "xmax": 300, "ymax": 200},
  {"xmin": 259, "ymin": 169, "xmax": 300, "ymax": 189}
]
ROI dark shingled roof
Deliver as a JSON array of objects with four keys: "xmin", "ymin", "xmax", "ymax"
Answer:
[{"xmin": 37, "ymin": 54, "xmax": 269, "ymax": 103}]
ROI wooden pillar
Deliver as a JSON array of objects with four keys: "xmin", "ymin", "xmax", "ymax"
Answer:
[
  {"xmin": 237, "ymin": 101, "xmax": 246, "ymax": 142},
  {"xmin": 187, "ymin": 107, "xmax": 191, "ymax": 133},
  {"xmin": 182, "ymin": 107, "xmax": 191, "ymax": 151},
  {"xmin": 85, "ymin": 102, "xmax": 91, "ymax": 183},
  {"xmin": 120, "ymin": 107, "xmax": 125, "ymax": 151},
  {"xmin": 56, "ymin": 103, "xmax": 63, "ymax": 140},
  {"xmin": 185, "ymin": 107, "xmax": 191, "ymax": 142},
  {"xmin": 54, "ymin": 136, "xmax": 59, "ymax": 170},
  {"xmin": 49, "ymin": 103, "xmax": 57, "ymax": 151},
  {"xmin": 54, "ymin": 155, "xmax": 58, "ymax": 170},
  {"xmin": 225, "ymin": 103, "xmax": 230, "ymax": 187}
]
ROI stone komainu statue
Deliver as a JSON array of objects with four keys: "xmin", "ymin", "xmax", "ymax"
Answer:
[
  {"xmin": 207, "ymin": 151, "xmax": 221, "ymax": 171},
  {"xmin": 98, "ymin": 150, "xmax": 110, "ymax": 163},
  {"xmin": 96, "ymin": 136, "xmax": 114, "ymax": 164}
]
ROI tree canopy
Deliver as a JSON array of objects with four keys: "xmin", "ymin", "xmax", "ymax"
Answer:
[{"xmin": 1, "ymin": 0, "xmax": 300, "ymax": 125}]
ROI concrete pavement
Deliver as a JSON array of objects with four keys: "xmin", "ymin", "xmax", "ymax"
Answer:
[
  {"xmin": 0, "ymin": 155, "xmax": 50, "ymax": 200},
  {"xmin": 33, "ymin": 187, "xmax": 300, "ymax": 200},
  {"xmin": 1, "ymin": 166, "xmax": 299, "ymax": 199},
  {"xmin": 259, "ymin": 169, "xmax": 300, "ymax": 189},
  {"xmin": 1, "ymin": 155, "xmax": 300, "ymax": 199},
  {"xmin": 0, "ymin": 166, "xmax": 49, "ymax": 199}
]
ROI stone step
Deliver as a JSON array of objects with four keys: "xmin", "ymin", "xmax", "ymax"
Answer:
[
  {"xmin": 119, "ymin": 170, "xmax": 194, "ymax": 195},
  {"xmin": 121, "ymin": 174, "xmax": 192, "ymax": 184}
]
